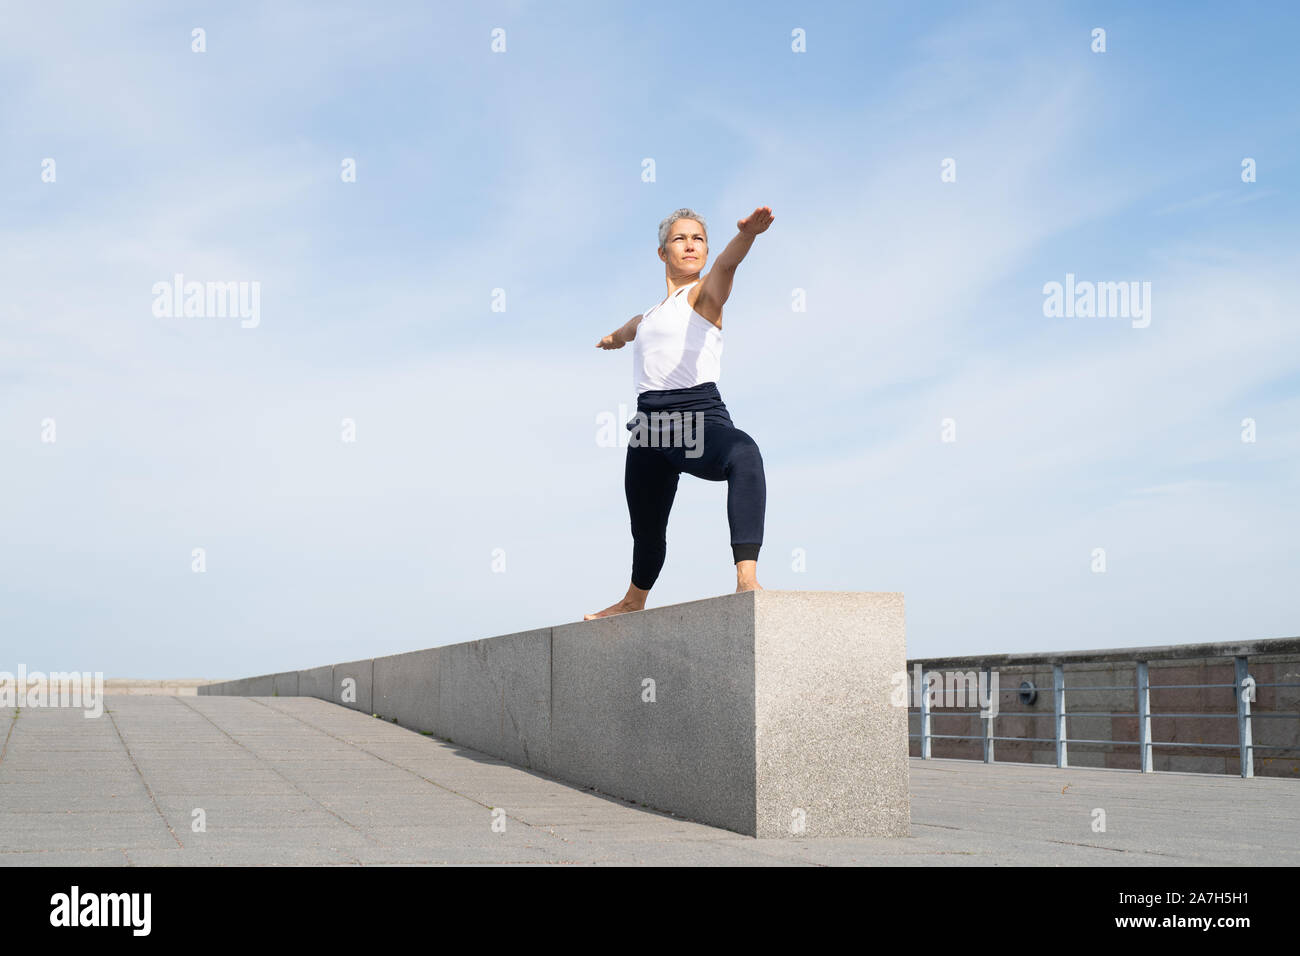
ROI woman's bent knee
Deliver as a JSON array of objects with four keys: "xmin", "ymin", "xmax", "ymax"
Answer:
[{"xmin": 725, "ymin": 432, "xmax": 764, "ymax": 473}]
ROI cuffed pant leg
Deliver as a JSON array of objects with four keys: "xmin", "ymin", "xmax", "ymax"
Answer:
[{"xmin": 625, "ymin": 442, "xmax": 681, "ymax": 590}]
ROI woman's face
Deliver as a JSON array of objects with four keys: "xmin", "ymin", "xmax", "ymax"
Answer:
[{"xmin": 660, "ymin": 219, "xmax": 707, "ymax": 271}]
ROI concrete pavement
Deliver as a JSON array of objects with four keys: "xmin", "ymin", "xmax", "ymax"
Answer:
[{"xmin": 1, "ymin": 696, "xmax": 1296, "ymax": 866}]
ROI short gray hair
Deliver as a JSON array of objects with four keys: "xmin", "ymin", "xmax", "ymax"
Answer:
[{"xmin": 658, "ymin": 208, "xmax": 708, "ymax": 253}]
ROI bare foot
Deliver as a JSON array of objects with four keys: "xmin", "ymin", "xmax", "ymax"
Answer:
[
  {"xmin": 583, "ymin": 582, "xmax": 650, "ymax": 620},
  {"xmin": 735, "ymin": 559, "xmax": 762, "ymax": 593},
  {"xmin": 583, "ymin": 598, "xmax": 645, "ymax": 621}
]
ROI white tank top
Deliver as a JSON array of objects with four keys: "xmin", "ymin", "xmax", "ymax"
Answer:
[{"xmin": 632, "ymin": 281, "xmax": 723, "ymax": 394}]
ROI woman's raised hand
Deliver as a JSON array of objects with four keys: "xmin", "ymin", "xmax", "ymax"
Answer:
[
  {"xmin": 596, "ymin": 333, "xmax": 625, "ymax": 349},
  {"xmin": 737, "ymin": 205, "xmax": 774, "ymax": 236}
]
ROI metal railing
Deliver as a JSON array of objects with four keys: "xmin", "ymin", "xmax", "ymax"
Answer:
[{"xmin": 907, "ymin": 637, "xmax": 1300, "ymax": 778}]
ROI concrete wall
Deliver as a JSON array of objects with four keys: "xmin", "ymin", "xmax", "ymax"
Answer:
[
  {"xmin": 200, "ymin": 590, "xmax": 911, "ymax": 838},
  {"xmin": 103, "ymin": 679, "xmax": 210, "ymax": 696},
  {"xmin": 906, "ymin": 656, "xmax": 1300, "ymax": 777}
]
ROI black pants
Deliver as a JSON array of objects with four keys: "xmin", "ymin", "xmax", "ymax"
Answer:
[{"xmin": 624, "ymin": 382, "xmax": 766, "ymax": 590}]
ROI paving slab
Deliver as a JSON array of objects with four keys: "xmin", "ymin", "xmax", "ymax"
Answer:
[{"xmin": 1, "ymin": 696, "xmax": 1296, "ymax": 866}]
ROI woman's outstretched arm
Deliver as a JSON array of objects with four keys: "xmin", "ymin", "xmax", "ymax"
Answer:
[
  {"xmin": 698, "ymin": 205, "xmax": 775, "ymax": 313},
  {"xmin": 595, "ymin": 313, "xmax": 642, "ymax": 349}
]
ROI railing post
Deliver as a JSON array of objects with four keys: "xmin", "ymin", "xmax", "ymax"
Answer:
[
  {"xmin": 919, "ymin": 671, "xmax": 931, "ymax": 760},
  {"xmin": 982, "ymin": 665, "xmax": 994, "ymax": 763},
  {"xmin": 1053, "ymin": 663, "xmax": 1067, "ymax": 768},
  {"xmin": 1137, "ymin": 660, "xmax": 1152, "ymax": 773},
  {"xmin": 1235, "ymin": 655, "xmax": 1254, "ymax": 779}
]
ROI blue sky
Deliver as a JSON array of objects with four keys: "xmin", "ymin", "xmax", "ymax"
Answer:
[{"xmin": 2, "ymin": 0, "xmax": 1297, "ymax": 678}]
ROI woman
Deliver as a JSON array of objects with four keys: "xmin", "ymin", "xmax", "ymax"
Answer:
[{"xmin": 585, "ymin": 205, "xmax": 774, "ymax": 620}]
